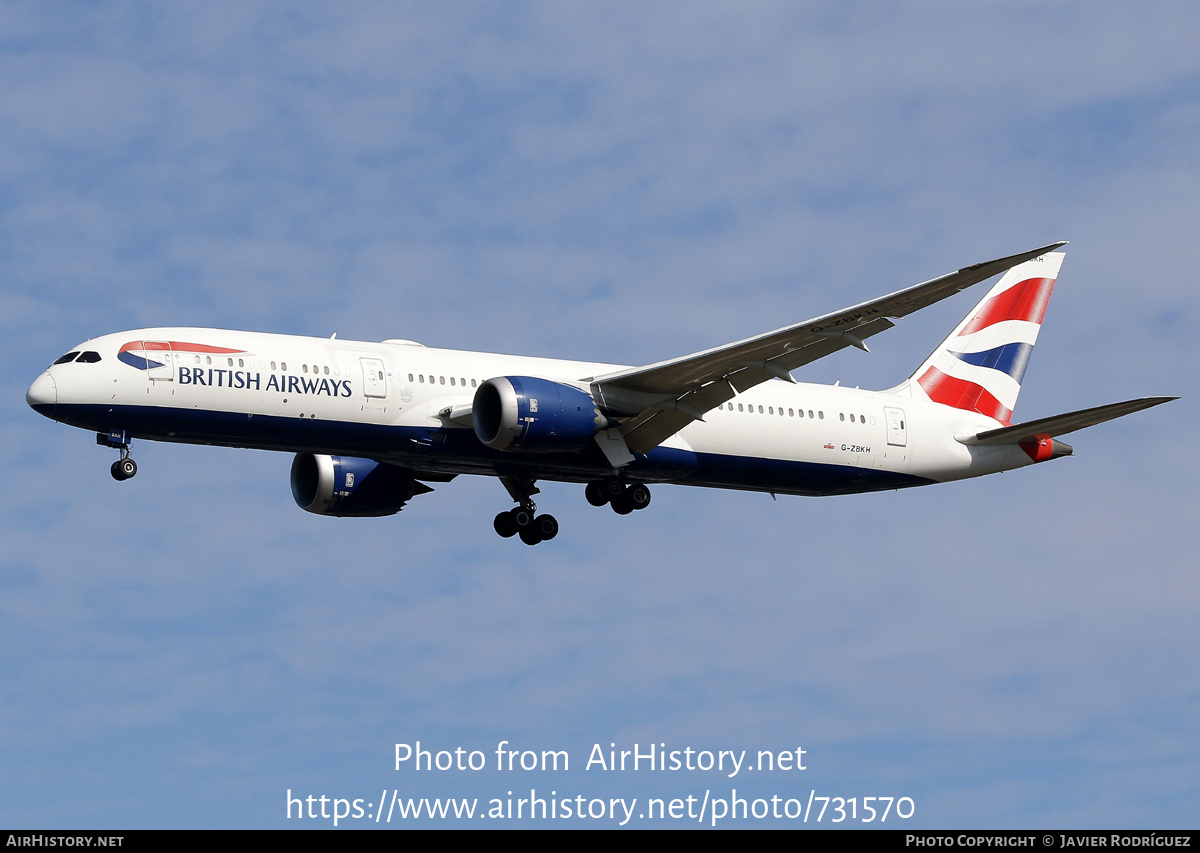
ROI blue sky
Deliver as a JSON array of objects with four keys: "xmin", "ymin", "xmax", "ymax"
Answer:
[{"xmin": 2, "ymin": 2, "xmax": 1196, "ymax": 828}]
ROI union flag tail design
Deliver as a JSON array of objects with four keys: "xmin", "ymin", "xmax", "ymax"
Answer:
[{"xmin": 904, "ymin": 252, "xmax": 1065, "ymax": 425}]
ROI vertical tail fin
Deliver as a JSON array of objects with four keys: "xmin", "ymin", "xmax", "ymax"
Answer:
[{"xmin": 902, "ymin": 251, "xmax": 1065, "ymax": 425}]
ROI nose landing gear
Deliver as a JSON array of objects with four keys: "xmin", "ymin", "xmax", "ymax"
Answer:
[{"xmin": 97, "ymin": 430, "xmax": 137, "ymax": 481}]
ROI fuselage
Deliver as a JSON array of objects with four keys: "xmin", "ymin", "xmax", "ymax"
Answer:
[{"xmin": 27, "ymin": 327, "xmax": 1040, "ymax": 497}]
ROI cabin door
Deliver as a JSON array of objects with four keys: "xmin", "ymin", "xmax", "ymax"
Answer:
[
  {"xmin": 884, "ymin": 406, "xmax": 907, "ymax": 447},
  {"xmin": 360, "ymin": 357, "xmax": 388, "ymax": 399},
  {"xmin": 141, "ymin": 341, "xmax": 174, "ymax": 382}
]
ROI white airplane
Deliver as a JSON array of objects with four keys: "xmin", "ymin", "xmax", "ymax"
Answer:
[{"xmin": 26, "ymin": 242, "xmax": 1174, "ymax": 544}]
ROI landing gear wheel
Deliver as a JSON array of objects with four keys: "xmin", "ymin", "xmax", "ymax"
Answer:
[
  {"xmin": 494, "ymin": 511, "xmax": 518, "ymax": 538},
  {"xmin": 610, "ymin": 483, "xmax": 650, "ymax": 514},
  {"xmin": 585, "ymin": 481, "xmax": 609, "ymax": 507},
  {"xmin": 533, "ymin": 514, "xmax": 559, "ymax": 541},
  {"xmin": 516, "ymin": 514, "xmax": 558, "ymax": 545},
  {"xmin": 627, "ymin": 483, "xmax": 651, "ymax": 511},
  {"xmin": 497, "ymin": 506, "xmax": 542, "ymax": 540},
  {"xmin": 602, "ymin": 478, "xmax": 625, "ymax": 502},
  {"xmin": 110, "ymin": 458, "xmax": 137, "ymax": 481}
]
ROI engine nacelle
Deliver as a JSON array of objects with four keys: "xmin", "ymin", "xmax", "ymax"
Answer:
[
  {"xmin": 473, "ymin": 376, "xmax": 606, "ymax": 451},
  {"xmin": 290, "ymin": 453, "xmax": 430, "ymax": 517}
]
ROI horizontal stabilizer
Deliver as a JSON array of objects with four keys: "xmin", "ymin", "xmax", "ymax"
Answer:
[{"xmin": 958, "ymin": 396, "xmax": 1177, "ymax": 446}]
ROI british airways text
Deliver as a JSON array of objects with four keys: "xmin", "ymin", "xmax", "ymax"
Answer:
[{"xmin": 178, "ymin": 367, "xmax": 353, "ymax": 397}]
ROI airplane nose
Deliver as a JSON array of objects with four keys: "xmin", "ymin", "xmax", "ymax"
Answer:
[{"xmin": 26, "ymin": 371, "xmax": 57, "ymax": 416}]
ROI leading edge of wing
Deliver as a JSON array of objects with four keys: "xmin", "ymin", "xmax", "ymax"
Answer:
[
  {"xmin": 589, "ymin": 241, "xmax": 1067, "ymax": 456},
  {"xmin": 588, "ymin": 241, "xmax": 1068, "ymax": 398}
]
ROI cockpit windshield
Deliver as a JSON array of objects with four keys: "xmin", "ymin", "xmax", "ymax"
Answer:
[{"xmin": 52, "ymin": 350, "xmax": 101, "ymax": 365}]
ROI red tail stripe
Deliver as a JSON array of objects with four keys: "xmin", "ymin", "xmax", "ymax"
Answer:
[
  {"xmin": 917, "ymin": 367, "xmax": 1012, "ymax": 425},
  {"xmin": 959, "ymin": 277, "xmax": 1055, "ymax": 336}
]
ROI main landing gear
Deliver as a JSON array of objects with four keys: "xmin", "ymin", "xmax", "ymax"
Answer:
[
  {"xmin": 494, "ymin": 476, "xmax": 559, "ymax": 546},
  {"xmin": 492, "ymin": 476, "xmax": 652, "ymax": 545},
  {"xmin": 585, "ymin": 478, "xmax": 651, "ymax": 515},
  {"xmin": 493, "ymin": 506, "xmax": 559, "ymax": 546},
  {"xmin": 97, "ymin": 431, "xmax": 137, "ymax": 481}
]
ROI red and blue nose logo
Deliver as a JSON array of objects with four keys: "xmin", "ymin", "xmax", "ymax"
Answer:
[{"xmin": 118, "ymin": 340, "xmax": 244, "ymax": 370}]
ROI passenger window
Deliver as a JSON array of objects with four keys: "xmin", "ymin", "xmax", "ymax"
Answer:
[
  {"xmin": 450, "ymin": 377, "xmax": 456, "ymax": 386},
  {"xmin": 818, "ymin": 411, "xmax": 823, "ymax": 419},
  {"xmin": 77, "ymin": 351, "xmax": 102, "ymax": 363},
  {"xmin": 227, "ymin": 358, "xmax": 234, "ymax": 367},
  {"xmin": 769, "ymin": 406, "xmax": 774, "ymax": 415},
  {"xmin": 271, "ymin": 361, "xmax": 277, "ymax": 370},
  {"xmin": 282, "ymin": 362, "xmax": 287, "ymax": 371},
  {"xmin": 738, "ymin": 404, "xmax": 744, "ymax": 412},
  {"xmin": 440, "ymin": 376, "xmax": 445, "ymax": 385},
  {"xmin": 758, "ymin": 406, "xmax": 763, "ymax": 414},
  {"xmin": 809, "ymin": 410, "xmax": 814, "ymax": 419},
  {"xmin": 53, "ymin": 352, "xmax": 79, "ymax": 365},
  {"xmin": 324, "ymin": 366, "xmax": 330, "ymax": 375},
  {"xmin": 408, "ymin": 374, "xmax": 414, "ymax": 382},
  {"xmin": 471, "ymin": 379, "xmax": 477, "ymax": 387},
  {"xmin": 303, "ymin": 365, "xmax": 308, "ymax": 373},
  {"xmin": 238, "ymin": 358, "xmax": 244, "ymax": 368},
  {"xmin": 788, "ymin": 408, "xmax": 794, "ymax": 417}
]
